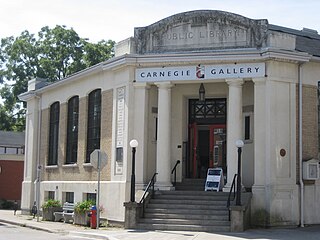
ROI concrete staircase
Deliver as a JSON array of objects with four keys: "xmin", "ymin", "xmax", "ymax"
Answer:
[
  {"xmin": 175, "ymin": 178, "xmax": 206, "ymax": 191},
  {"xmin": 136, "ymin": 179, "xmax": 231, "ymax": 232}
]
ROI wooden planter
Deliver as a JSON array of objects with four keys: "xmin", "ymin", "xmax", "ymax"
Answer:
[
  {"xmin": 42, "ymin": 206, "xmax": 63, "ymax": 221},
  {"xmin": 74, "ymin": 211, "xmax": 90, "ymax": 226}
]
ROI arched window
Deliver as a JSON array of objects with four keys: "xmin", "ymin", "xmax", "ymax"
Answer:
[
  {"xmin": 86, "ymin": 89, "xmax": 101, "ymax": 162},
  {"xmin": 48, "ymin": 102, "xmax": 60, "ymax": 165},
  {"xmin": 66, "ymin": 96, "xmax": 79, "ymax": 164}
]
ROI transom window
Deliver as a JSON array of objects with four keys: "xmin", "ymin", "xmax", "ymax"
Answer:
[
  {"xmin": 66, "ymin": 96, "xmax": 79, "ymax": 164},
  {"xmin": 189, "ymin": 98, "xmax": 227, "ymax": 125},
  {"xmin": 48, "ymin": 101, "xmax": 60, "ymax": 165},
  {"xmin": 86, "ymin": 89, "xmax": 101, "ymax": 163}
]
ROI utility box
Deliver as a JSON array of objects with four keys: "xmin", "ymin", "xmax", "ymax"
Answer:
[{"xmin": 303, "ymin": 159, "xmax": 319, "ymax": 180}]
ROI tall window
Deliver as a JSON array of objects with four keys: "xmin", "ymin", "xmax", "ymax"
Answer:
[
  {"xmin": 86, "ymin": 89, "xmax": 101, "ymax": 162},
  {"xmin": 48, "ymin": 102, "xmax": 60, "ymax": 165},
  {"xmin": 66, "ymin": 96, "xmax": 79, "ymax": 164}
]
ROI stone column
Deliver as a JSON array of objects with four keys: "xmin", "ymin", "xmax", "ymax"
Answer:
[
  {"xmin": 20, "ymin": 96, "xmax": 40, "ymax": 214},
  {"xmin": 155, "ymin": 82, "xmax": 174, "ymax": 190},
  {"xmin": 252, "ymin": 78, "xmax": 267, "ymax": 188},
  {"xmin": 225, "ymin": 79, "xmax": 244, "ymax": 188},
  {"xmin": 251, "ymin": 77, "xmax": 269, "ymax": 215},
  {"xmin": 133, "ymin": 82, "xmax": 150, "ymax": 187}
]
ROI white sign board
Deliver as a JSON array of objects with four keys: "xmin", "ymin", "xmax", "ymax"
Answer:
[
  {"xmin": 205, "ymin": 168, "xmax": 224, "ymax": 192},
  {"xmin": 116, "ymin": 87, "xmax": 125, "ymax": 148},
  {"xmin": 136, "ymin": 63, "xmax": 265, "ymax": 82}
]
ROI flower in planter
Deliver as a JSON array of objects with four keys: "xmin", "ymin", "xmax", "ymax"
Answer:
[
  {"xmin": 74, "ymin": 200, "xmax": 95, "ymax": 214},
  {"xmin": 41, "ymin": 199, "xmax": 62, "ymax": 221},
  {"xmin": 42, "ymin": 199, "xmax": 62, "ymax": 209}
]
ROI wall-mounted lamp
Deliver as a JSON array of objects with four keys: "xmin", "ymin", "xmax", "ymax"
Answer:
[{"xmin": 199, "ymin": 83, "xmax": 205, "ymax": 102}]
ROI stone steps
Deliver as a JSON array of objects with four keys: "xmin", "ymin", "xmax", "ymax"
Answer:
[{"xmin": 137, "ymin": 184, "xmax": 231, "ymax": 232}]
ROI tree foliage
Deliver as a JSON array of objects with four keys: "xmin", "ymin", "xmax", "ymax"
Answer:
[{"xmin": 0, "ymin": 25, "xmax": 115, "ymax": 131}]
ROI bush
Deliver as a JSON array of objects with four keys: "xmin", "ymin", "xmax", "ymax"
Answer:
[
  {"xmin": 41, "ymin": 199, "xmax": 62, "ymax": 210},
  {"xmin": 74, "ymin": 200, "xmax": 95, "ymax": 214},
  {"xmin": 0, "ymin": 199, "xmax": 14, "ymax": 209}
]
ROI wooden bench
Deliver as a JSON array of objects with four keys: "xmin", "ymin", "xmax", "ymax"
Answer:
[{"xmin": 53, "ymin": 202, "xmax": 75, "ymax": 223}]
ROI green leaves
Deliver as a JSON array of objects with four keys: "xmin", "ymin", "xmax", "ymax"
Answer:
[
  {"xmin": 0, "ymin": 25, "xmax": 115, "ymax": 131},
  {"xmin": 74, "ymin": 200, "xmax": 95, "ymax": 213},
  {"xmin": 41, "ymin": 199, "xmax": 62, "ymax": 209}
]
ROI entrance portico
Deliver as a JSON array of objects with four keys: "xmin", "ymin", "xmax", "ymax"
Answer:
[{"xmin": 147, "ymin": 73, "xmax": 248, "ymax": 190}]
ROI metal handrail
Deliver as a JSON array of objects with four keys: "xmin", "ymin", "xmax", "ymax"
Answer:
[
  {"xmin": 171, "ymin": 160, "xmax": 181, "ymax": 186},
  {"xmin": 227, "ymin": 174, "xmax": 237, "ymax": 221},
  {"xmin": 139, "ymin": 172, "xmax": 157, "ymax": 217}
]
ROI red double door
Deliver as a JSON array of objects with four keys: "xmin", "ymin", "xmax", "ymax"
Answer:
[{"xmin": 189, "ymin": 123, "xmax": 226, "ymax": 178}]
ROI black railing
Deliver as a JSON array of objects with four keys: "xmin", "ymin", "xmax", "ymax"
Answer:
[
  {"xmin": 139, "ymin": 172, "xmax": 157, "ymax": 217},
  {"xmin": 227, "ymin": 174, "xmax": 238, "ymax": 221},
  {"xmin": 171, "ymin": 160, "xmax": 181, "ymax": 186}
]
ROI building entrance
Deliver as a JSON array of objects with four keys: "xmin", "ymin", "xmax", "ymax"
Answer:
[{"xmin": 187, "ymin": 99, "xmax": 227, "ymax": 179}]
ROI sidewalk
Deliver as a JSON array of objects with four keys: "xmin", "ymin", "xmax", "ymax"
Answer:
[{"xmin": 1, "ymin": 210, "xmax": 320, "ymax": 240}]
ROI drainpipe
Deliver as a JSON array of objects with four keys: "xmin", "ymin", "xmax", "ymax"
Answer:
[{"xmin": 298, "ymin": 63, "xmax": 304, "ymax": 228}]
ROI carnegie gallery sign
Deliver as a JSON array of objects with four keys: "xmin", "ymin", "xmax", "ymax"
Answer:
[{"xmin": 135, "ymin": 63, "xmax": 265, "ymax": 82}]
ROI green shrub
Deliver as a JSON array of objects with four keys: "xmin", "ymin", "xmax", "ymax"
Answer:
[
  {"xmin": 41, "ymin": 199, "xmax": 62, "ymax": 210},
  {"xmin": 74, "ymin": 200, "xmax": 95, "ymax": 214},
  {"xmin": 0, "ymin": 199, "xmax": 14, "ymax": 209}
]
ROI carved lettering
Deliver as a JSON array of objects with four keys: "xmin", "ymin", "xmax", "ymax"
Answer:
[{"xmin": 161, "ymin": 28, "xmax": 245, "ymax": 44}]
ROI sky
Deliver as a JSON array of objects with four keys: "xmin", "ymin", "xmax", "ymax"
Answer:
[{"xmin": 0, "ymin": 0, "xmax": 319, "ymax": 43}]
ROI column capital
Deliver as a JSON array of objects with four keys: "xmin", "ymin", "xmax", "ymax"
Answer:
[
  {"xmin": 252, "ymin": 77, "xmax": 266, "ymax": 85},
  {"xmin": 155, "ymin": 81, "xmax": 174, "ymax": 89},
  {"xmin": 133, "ymin": 82, "xmax": 151, "ymax": 90},
  {"xmin": 226, "ymin": 78, "xmax": 244, "ymax": 86}
]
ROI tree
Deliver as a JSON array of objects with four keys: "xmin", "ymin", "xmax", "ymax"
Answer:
[{"xmin": 0, "ymin": 25, "xmax": 115, "ymax": 131}]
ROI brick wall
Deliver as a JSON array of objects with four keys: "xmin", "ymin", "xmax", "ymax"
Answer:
[
  {"xmin": 302, "ymin": 85, "xmax": 318, "ymax": 160},
  {"xmin": 296, "ymin": 84, "xmax": 319, "ymax": 181},
  {"xmin": 41, "ymin": 89, "xmax": 113, "ymax": 182},
  {"xmin": 0, "ymin": 159, "xmax": 24, "ymax": 201}
]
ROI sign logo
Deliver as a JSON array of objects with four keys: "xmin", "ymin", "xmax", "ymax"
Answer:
[{"xmin": 196, "ymin": 65, "xmax": 205, "ymax": 79}]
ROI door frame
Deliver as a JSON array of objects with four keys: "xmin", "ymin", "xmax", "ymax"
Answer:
[{"xmin": 188, "ymin": 123, "xmax": 226, "ymax": 178}]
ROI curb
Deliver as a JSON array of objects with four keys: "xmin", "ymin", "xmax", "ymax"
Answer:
[
  {"xmin": 0, "ymin": 218, "xmax": 115, "ymax": 239},
  {"xmin": 0, "ymin": 218, "xmax": 58, "ymax": 234}
]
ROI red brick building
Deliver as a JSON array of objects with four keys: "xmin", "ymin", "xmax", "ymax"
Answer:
[{"xmin": 0, "ymin": 131, "xmax": 25, "ymax": 203}]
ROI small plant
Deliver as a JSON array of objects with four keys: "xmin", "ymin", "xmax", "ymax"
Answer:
[
  {"xmin": 74, "ymin": 200, "xmax": 95, "ymax": 214},
  {"xmin": 41, "ymin": 199, "xmax": 61, "ymax": 210}
]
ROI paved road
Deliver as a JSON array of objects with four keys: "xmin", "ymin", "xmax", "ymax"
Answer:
[
  {"xmin": 2, "ymin": 210, "xmax": 320, "ymax": 240},
  {"xmin": 0, "ymin": 222, "xmax": 85, "ymax": 240}
]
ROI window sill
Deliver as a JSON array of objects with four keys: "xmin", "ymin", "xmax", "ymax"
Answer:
[
  {"xmin": 62, "ymin": 163, "xmax": 78, "ymax": 168},
  {"xmin": 45, "ymin": 165, "xmax": 58, "ymax": 169},
  {"xmin": 83, "ymin": 163, "xmax": 93, "ymax": 168}
]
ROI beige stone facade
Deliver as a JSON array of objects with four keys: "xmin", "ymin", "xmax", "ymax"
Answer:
[{"xmin": 19, "ymin": 10, "xmax": 320, "ymax": 226}]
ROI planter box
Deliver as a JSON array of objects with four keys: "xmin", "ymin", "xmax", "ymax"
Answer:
[
  {"xmin": 42, "ymin": 206, "xmax": 63, "ymax": 221},
  {"xmin": 74, "ymin": 211, "xmax": 90, "ymax": 226}
]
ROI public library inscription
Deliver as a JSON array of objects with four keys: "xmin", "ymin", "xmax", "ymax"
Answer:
[{"xmin": 134, "ymin": 10, "xmax": 268, "ymax": 54}]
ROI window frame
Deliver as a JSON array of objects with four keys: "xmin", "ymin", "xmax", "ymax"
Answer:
[
  {"xmin": 86, "ymin": 89, "xmax": 101, "ymax": 163},
  {"xmin": 48, "ymin": 101, "xmax": 60, "ymax": 166},
  {"xmin": 66, "ymin": 96, "xmax": 79, "ymax": 164}
]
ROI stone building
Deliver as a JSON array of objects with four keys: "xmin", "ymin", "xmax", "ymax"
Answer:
[{"xmin": 19, "ymin": 10, "xmax": 320, "ymax": 228}]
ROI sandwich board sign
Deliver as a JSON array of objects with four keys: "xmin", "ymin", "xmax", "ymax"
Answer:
[{"xmin": 205, "ymin": 168, "xmax": 224, "ymax": 191}]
